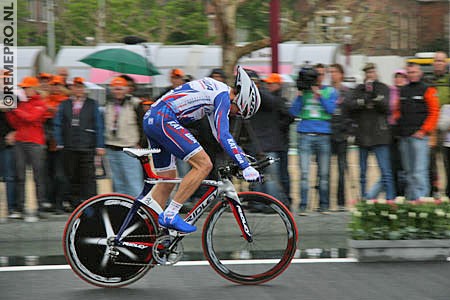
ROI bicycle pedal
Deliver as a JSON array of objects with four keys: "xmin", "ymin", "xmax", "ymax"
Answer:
[{"xmin": 159, "ymin": 226, "xmax": 192, "ymax": 237}]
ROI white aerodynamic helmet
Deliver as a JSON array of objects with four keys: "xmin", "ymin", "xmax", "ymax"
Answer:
[{"xmin": 234, "ymin": 65, "xmax": 261, "ymax": 119}]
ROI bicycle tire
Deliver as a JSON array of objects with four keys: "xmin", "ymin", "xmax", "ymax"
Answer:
[
  {"xmin": 202, "ymin": 191, "xmax": 298, "ymax": 285},
  {"xmin": 63, "ymin": 193, "xmax": 159, "ymax": 288}
]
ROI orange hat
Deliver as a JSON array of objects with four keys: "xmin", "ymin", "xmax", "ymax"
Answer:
[
  {"xmin": 263, "ymin": 73, "xmax": 282, "ymax": 84},
  {"xmin": 50, "ymin": 75, "xmax": 65, "ymax": 85},
  {"xmin": 72, "ymin": 77, "xmax": 85, "ymax": 85},
  {"xmin": 38, "ymin": 72, "xmax": 53, "ymax": 79},
  {"xmin": 141, "ymin": 100, "xmax": 154, "ymax": 105},
  {"xmin": 110, "ymin": 77, "xmax": 128, "ymax": 87},
  {"xmin": 18, "ymin": 76, "xmax": 40, "ymax": 88},
  {"xmin": 171, "ymin": 68, "xmax": 184, "ymax": 78}
]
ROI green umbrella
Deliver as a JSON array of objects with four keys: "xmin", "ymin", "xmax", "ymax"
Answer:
[{"xmin": 80, "ymin": 48, "xmax": 160, "ymax": 76}]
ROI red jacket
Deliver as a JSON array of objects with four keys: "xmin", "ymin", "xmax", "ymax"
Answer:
[{"xmin": 6, "ymin": 95, "xmax": 47, "ymax": 145}]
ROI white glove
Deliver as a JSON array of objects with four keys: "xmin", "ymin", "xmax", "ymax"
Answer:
[{"xmin": 242, "ymin": 166, "xmax": 261, "ymax": 182}]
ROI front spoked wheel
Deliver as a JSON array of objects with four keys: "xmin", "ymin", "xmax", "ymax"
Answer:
[
  {"xmin": 202, "ymin": 191, "xmax": 298, "ymax": 284},
  {"xmin": 63, "ymin": 194, "xmax": 159, "ymax": 288}
]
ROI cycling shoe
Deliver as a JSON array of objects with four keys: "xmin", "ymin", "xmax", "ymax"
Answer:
[{"xmin": 158, "ymin": 212, "xmax": 197, "ymax": 233}]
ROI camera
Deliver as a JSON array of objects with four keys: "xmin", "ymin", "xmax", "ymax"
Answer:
[{"xmin": 296, "ymin": 65, "xmax": 318, "ymax": 91}]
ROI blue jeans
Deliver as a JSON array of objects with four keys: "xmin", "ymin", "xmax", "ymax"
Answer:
[
  {"xmin": 359, "ymin": 145, "xmax": 395, "ymax": 200},
  {"xmin": 298, "ymin": 134, "xmax": 331, "ymax": 210},
  {"xmin": 106, "ymin": 149, "xmax": 143, "ymax": 197},
  {"xmin": 0, "ymin": 147, "xmax": 16, "ymax": 212},
  {"xmin": 399, "ymin": 136, "xmax": 430, "ymax": 200},
  {"xmin": 251, "ymin": 151, "xmax": 289, "ymax": 206}
]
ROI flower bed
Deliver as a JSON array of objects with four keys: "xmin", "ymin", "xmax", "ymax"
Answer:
[{"xmin": 349, "ymin": 197, "xmax": 450, "ymax": 240}]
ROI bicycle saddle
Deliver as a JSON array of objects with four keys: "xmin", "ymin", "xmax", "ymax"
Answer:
[{"xmin": 123, "ymin": 148, "xmax": 161, "ymax": 158}]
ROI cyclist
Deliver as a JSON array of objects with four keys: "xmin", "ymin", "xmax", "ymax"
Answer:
[{"xmin": 143, "ymin": 66, "xmax": 261, "ymax": 233}]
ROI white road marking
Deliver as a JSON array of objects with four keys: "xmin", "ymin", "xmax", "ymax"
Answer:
[
  {"xmin": 3, "ymin": 256, "xmax": 450, "ymax": 272},
  {"xmin": 0, "ymin": 258, "xmax": 359, "ymax": 272}
]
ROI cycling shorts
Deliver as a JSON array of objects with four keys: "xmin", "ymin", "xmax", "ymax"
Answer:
[{"xmin": 143, "ymin": 102, "xmax": 203, "ymax": 172}]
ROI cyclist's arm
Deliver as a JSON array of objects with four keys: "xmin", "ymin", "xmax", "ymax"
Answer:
[{"xmin": 208, "ymin": 91, "xmax": 250, "ymax": 169}]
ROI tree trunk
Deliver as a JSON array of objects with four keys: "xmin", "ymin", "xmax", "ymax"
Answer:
[{"xmin": 212, "ymin": 0, "xmax": 238, "ymax": 85}]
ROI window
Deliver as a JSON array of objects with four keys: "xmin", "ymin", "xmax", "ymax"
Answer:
[
  {"xmin": 390, "ymin": 14, "xmax": 400, "ymax": 50},
  {"xmin": 27, "ymin": 0, "xmax": 37, "ymax": 21},
  {"xmin": 39, "ymin": 0, "xmax": 48, "ymax": 22}
]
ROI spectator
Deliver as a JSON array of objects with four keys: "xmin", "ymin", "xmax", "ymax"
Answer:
[
  {"xmin": 289, "ymin": 64, "xmax": 337, "ymax": 215},
  {"xmin": 55, "ymin": 67, "xmax": 71, "ymax": 96},
  {"xmin": 430, "ymin": 51, "xmax": 450, "ymax": 198},
  {"xmin": 395, "ymin": 62, "xmax": 440, "ymax": 200},
  {"xmin": 0, "ymin": 109, "xmax": 17, "ymax": 218},
  {"xmin": 6, "ymin": 77, "xmax": 48, "ymax": 221},
  {"xmin": 156, "ymin": 68, "xmax": 186, "ymax": 99},
  {"xmin": 56, "ymin": 67, "xmax": 69, "ymax": 84},
  {"xmin": 37, "ymin": 72, "xmax": 52, "ymax": 98},
  {"xmin": 329, "ymin": 63, "xmax": 352, "ymax": 210},
  {"xmin": 366, "ymin": 69, "xmax": 408, "ymax": 199},
  {"xmin": 104, "ymin": 77, "xmax": 144, "ymax": 196},
  {"xmin": 54, "ymin": 77, "xmax": 105, "ymax": 209},
  {"xmin": 241, "ymin": 72, "xmax": 289, "ymax": 208},
  {"xmin": 184, "ymin": 74, "xmax": 194, "ymax": 83},
  {"xmin": 209, "ymin": 68, "xmax": 226, "ymax": 82},
  {"xmin": 262, "ymin": 73, "xmax": 294, "ymax": 208},
  {"xmin": 44, "ymin": 75, "xmax": 69, "ymax": 212},
  {"xmin": 119, "ymin": 74, "xmax": 138, "ymax": 95},
  {"xmin": 348, "ymin": 62, "xmax": 395, "ymax": 200}
]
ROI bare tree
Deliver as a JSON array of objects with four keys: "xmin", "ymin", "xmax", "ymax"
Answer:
[{"xmin": 213, "ymin": 0, "xmax": 390, "ymax": 82}]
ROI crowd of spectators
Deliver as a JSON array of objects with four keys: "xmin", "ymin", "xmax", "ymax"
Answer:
[{"xmin": 1, "ymin": 53, "xmax": 450, "ymax": 221}]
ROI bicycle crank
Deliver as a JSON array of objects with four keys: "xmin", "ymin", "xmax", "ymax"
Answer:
[{"xmin": 152, "ymin": 235, "xmax": 184, "ymax": 265}]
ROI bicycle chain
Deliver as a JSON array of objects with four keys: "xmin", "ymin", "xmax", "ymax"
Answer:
[
  {"xmin": 114, "ymin": 261, "xmax": 157, "ymax": 267},
  {"xmin": 112, "ymin": 233, "xmax": 165, "ymax": 266}
]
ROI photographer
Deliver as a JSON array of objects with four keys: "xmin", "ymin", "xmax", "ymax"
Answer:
[
  {"xmin": 289, "ymin": 63, "xmax": 337, "ymax": 215},
  {"xmin": 348, "ymin": 62, "xmax": 394, "ymax": 200}
]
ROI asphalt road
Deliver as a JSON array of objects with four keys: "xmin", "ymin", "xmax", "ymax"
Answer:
[{"xmin": 1, "ymin": 261, "xmax": 449, "ymax": 300}]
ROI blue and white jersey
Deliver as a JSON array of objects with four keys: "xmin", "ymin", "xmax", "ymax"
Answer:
[
  {"xmin": 146, "ymin": 78, "xmax": 249, "ymax": 170},
  {"xmin": 156, "ymin": 77, "xmax": 228, "ymax": 123}
]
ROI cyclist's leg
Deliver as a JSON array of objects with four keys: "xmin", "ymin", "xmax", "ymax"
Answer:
[
  {"xmin": 172, "ymin": 149, "xmax": 212, "ymax": 204},
  {"xmin": 143, "ymin": 107, "xmax": 210, "ymax": 232}
]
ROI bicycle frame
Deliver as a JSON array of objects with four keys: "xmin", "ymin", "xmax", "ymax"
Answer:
[{"xmin": 114, "ymin": 155, "xmax": 253, "ymax": 248}]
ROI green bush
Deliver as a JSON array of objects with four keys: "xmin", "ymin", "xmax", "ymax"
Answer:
[{"xmin": 349, "ymin": 198, "xmax": 450, "ymax": 240}]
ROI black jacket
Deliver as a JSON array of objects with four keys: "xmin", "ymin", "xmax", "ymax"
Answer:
[
  {"xmin": 247, "ymin": 87, "xmax": 292, "ymax": 154},
  {"xmin": 54, "ymin": 98, "xmax": 104, "ymax": 151},
  {"xmin": 0, "ymin": 111, "xmax": 13, "ymax": 150},
  {"xmin": 330, "ymin": 86, "xmax": 353, "ymax": 142},
  {"xmin": 348, "ymin": 81, "xmax": 391, "ymax": 147}
]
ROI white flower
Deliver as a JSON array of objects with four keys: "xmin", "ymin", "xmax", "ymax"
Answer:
[
  {"xmin": 366, "ymin": 200, "xmax": 375, "ymax": 205},
  {"xmin": 378, "ymin": 199, "xmax": 387, "ymax": 204},
  {"xmin": 408, "ymin": 212, "xmax": 416, "ymax": 218},
  {"xmin": 368, "ymin": 211, "xmax": 376, "ymax": 216},
  {"xmin": 419, "ymin": 212, "xmax": 428, "ymax": 218},
  {"xmin": 435, "ymin": 209, "xmax": 445, "ymax": 217},
  {"xmin": 353, "ymin": 210, "xmax": 362, "ymax": 217},
  {"xmin": 441, "ymin": 197, "xmax": 449, "ymax": 203},
  {"xmin": 381, "ymin": 211, "xmax": 389, "ymax": 216},
  {"xmin": 388, "ymin": 214, "xmax": 398, "ymax": 220},
  {"xmin": 446, "ymin": 213, "xmax": 450, "ymax": 219},
  {"xmin": 394, "ymin": 197, "xmax": 405, "ymax": 204}
]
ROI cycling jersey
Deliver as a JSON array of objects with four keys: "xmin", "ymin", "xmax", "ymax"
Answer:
[{"xmin": 143, "ymin": 78, "xmax": 250, "ymax": 171}]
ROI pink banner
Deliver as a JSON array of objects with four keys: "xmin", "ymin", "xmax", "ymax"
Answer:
[
  {"xmin": 89, "ymin": 68, "xmax": 152, "ymax": 84},
  {"xmin": 241, "ymin": 65, "xmax": 293, "ymax": 76}
]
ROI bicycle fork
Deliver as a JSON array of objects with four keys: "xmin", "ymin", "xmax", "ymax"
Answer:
[{"xmin": 227, "ymin": 198, "xmax": 253, "ymax": 243}]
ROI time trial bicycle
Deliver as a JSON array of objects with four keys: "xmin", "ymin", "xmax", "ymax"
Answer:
[{"xmin": 63, "ymin": 148, "xmax": 298, "ymax": 287}]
